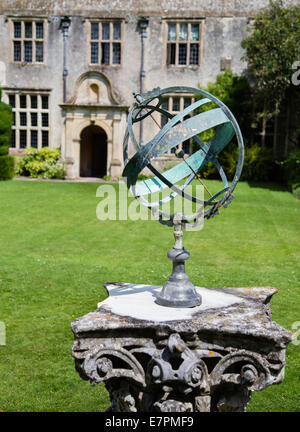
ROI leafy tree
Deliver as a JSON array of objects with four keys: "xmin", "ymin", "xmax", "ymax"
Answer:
[
  {"xmin": 0, "ymin": 89, "xmax": 14, "ymax": 180},
  {"xmin": 241, "ymin": 0, "xmax": 300, "ymax": 113},
  {"xmin": 196, "ymin": 69, "xmax": 253, "ymax": 145},
  {"xmin": 195, "ymin": 70, "xmax": 277, "ymax": 181}
]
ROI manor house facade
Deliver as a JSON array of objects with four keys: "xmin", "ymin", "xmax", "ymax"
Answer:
[{"xmin": 0, "ymin": 0, "xmax": 296, "ymax": 178}]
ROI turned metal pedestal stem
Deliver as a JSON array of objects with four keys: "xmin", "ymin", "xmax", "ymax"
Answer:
[{"xmin": 156, "ymin": 214, "xmax": 202, "ymax": 308}]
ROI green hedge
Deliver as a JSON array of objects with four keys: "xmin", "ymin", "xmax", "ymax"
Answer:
[
  {"xmin": 0, "ymin": 155, "xmax": 14, "ymax": 180},
  {"xmin": 0, "ymin": 88, "xmax": 14, "ymax": 180}
]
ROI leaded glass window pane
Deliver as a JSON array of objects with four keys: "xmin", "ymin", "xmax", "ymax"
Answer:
[
  {"xmin": 90, "ymin": 43, "xmax": 98, "ymax": 64},
  {"xmin": 20, "ymin": 95, "xmax": 27, "ymax": 108},
  {"xmin": 25, "ymin": 22, "xmax": 32, "ymax": 38},
  {"xmin": 102, "ymin": 23, "xmax": 110, "ymax": 40},
  {"xmin": 36, "ymin": 22, "xmax": 44, "ymax": 39},
  {"xmin": 189, "ymin": 44, "xmax": 199, "ymax": 65},
  {"xmin": 20, "ymin": 130, "xmax": 27, "ymax": 148},
  {"xmin": 101, "ymin": 43, "xmax": 110, "ymax": 64},
  {"xmin": 112, "ymin": 43, "xmax": 121, "ymax": 64},
  {"xmin": 31, "ymin": 130, "xmax": 38, "ymax": 148},
  {"xmin": 31, "ymin": 113, "xmax": 38, "ymax": 126},
  {"xmin": 42, "ymin": 113, "xmax": 48, "ymax": 127},
  {"xmin": 191, "ymin": 24, "xmax": 199, "ymax": 41},
  {"xmin": 14, "ymin": 22, "xmax": 21, "ymax": 38},
  {"xmin": 113, "ymin": 23, "xmax": 121, "ymax": 40},
  {"xmin": 20, "ymin": 112, "xmax": 27, "ymax": 126},
  {"xmin": 172, "ymin": 97, "xmax": 180, "ymax": 112},
  {"xmin": 31, "ymin": 95, "xmax": 37, "ymax": 109},
  {"xmin": 168, "ymin": 24, "xmax": 176, "ymax": 41},
  {"xmin": 14, "ymin": 41, "xmax": 21, "ymax": 61},
  {"xmin": 91, "ymin": 23, "xmax": 99, "ymax": 40},
  {"xmin": 36, "ymin": 42, "xmax": 43, "ymax": 62},
  {"xmin": 178, "ymin": 44, "xmax": 187, "ymax": 65},
  {"xmin": 42, "ymin": 96, "xmax": 48, "ymax": 109},
  {"xmin": 179, "ymin": 23, "xmax": 188, "ymax": 41},
  {"xmin": 9, "ymin": 95, "xmax": 16, "ymax": 108},
  {"xmin": 24, "ymin": 41, "xmax": 32, "ymax": 62},
  {"xmin": 42, "ymin": 131, "xmax": 48, "ymax": 147}
]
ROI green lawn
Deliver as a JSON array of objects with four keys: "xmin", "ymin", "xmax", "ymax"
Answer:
[{"xmin": 0, "ymin": 179, "xmax": 299, "ymax": 412}]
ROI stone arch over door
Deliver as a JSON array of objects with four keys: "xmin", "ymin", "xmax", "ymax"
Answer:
[
  {"xmin": 69, "ymin": 71, "xmax": 121, "ymax": 106},
  {"xmin": 61, "ymin": 70, "xmax": 128, "ymax": 179},
  {"xmin": 80, "ymin": 125, "xmax": 107, "ymax": 177}
]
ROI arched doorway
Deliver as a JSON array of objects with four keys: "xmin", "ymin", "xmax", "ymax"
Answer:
[{"xmin": 80, "ymin": 125, "xmax": 107, "ymax": 177}]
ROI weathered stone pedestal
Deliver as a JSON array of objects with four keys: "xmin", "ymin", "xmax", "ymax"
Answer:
[{"xmin": 71, "ymin": 283, "xmax": 294, "ymax": 412}]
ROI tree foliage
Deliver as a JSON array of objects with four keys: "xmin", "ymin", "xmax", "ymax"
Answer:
[
  {"xmin": 196, "ymin": 69, "xmax": 253, "ymax": 145},
  {"xmin": 195, "ymin": 70, "xmax": 276, "ymax": 181},
  {"xmin": 0, "ymin": 88, "xmax": 12, "ymax": 147},
  {"xmin": 0, "ymin": 89, "xmax": 14, "ymax": 180},
  {"xmin": 241, "ymin": 0, "xmax": 300, "ymax": 111}
]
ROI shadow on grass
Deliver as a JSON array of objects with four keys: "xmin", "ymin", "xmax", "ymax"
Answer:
[{"xmin": 247, "ymin": 180, "xmax": 288, "ymax": 192}]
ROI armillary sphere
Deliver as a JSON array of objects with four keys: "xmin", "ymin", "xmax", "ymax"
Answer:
[
  {"xmin": 122, "ymin": 86, "xmax": 244, "ymax": 307},
  {"xmin": 123, "ymin": 86, "xmax": 244, "ymax": 229}
]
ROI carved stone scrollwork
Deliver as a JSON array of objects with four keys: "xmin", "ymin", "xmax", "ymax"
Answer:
[
  {"xmin": 210, "ymin": 351, "xmax": 273, "ymax": 391},
  {"xmin": 147, "ymin": 333, "xmax": 209, "ymax": 395},
  {"xmin": 72, "ymin": 336, "xmax": 288, "ymax": 412},
  {"xmin": 82, "ymin": 347, "xmax": 146, "ymax": 387},
  {"xmin": 208, "ymin": 351, "xmax": 280, "ymax": 411}
]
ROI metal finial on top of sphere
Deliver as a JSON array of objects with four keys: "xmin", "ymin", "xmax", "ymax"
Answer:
[{"xmin": 123, "ymin": 86, "xmax": 244, "ymax": 308}]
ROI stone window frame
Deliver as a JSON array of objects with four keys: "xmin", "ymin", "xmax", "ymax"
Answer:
[
  {"xmin": 163, "ymin": 19, "xmax": 204, "ymax": 68},
  {"xmin": 5, "ymin": 90, "xmax": 50, "ymax": 150},
  {"xmin": 87, "ymin": 20, "xmax": 124, "ymax": 67},
  {"xmin": 160, "ymin": 93, "xmax": 195, "ymax": 155},
  {"xmin": 9, "ymin": 18, "xmax": 47, "ymax": 65}
]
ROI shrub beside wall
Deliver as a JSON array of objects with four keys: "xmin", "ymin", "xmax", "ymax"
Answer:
[
  {"xmin": 16, "ymin": 148, "xmax": 66, "ymax": 179},
  {"xmin": 281, "ymin": 149, "xmax": 300, "ymax": 193}
]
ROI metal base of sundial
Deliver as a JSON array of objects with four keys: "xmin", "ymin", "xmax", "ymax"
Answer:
[
  {"xmin": 156, "ymin": 246, "xmax": 202, "ymax": 308},
  {"xmin": 156, "ymin": 213, "xmax": 202, "ymax": 308}
]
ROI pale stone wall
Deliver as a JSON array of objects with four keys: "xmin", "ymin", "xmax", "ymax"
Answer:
[
  {"xmin": 0, "ymin": 0, "xmax": 298, "ymax": 17},
  {"xmin": 0, "ymin": 0, "xmax": 297, "ymax": 177}
]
